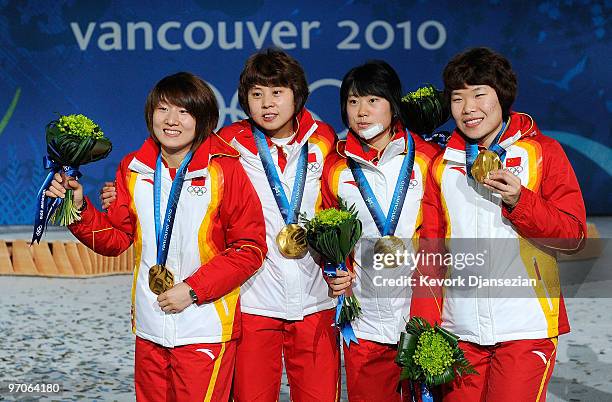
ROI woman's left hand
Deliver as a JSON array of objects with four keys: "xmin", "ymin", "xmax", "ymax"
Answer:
[{"xmin": 157, "ymin": 282, "xmax": 193, "ymax": 314}]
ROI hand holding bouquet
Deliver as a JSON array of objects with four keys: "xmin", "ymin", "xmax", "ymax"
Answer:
[
  {"xmin": 302, "ymin": 199, "xmax": 362, "ymax": 345},
  {"xmin": 32, "ymin": 114, "xmax": 111, "ymax": 243},
  {"xmin": 396, "ymin": 317, "xmax": 477, "ymax": 401}
]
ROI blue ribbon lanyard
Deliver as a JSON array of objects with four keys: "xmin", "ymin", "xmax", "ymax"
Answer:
[
  {"xmin": 252, "ymin": 126, "xmax": 308, "ymax": 225},
  {"xmin": 465, "ymin": 120, "xmax": 508, "ymax": 179},
  {"xmin": 348, "ymin": 131, "xmax": 415, "ymax": 237},
  {"xmin": 323, "ymin": 261, "xmax": 359, "ymax": 346},
  {"xmin": 153, "ymin": 151, "xmax": 193, "ymax": 267},
  {"xmin": 31, "ymin": 156, "xmax": 82, "ymax": 244}
]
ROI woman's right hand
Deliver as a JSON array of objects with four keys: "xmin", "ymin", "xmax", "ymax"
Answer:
[
  {"xmin": 44, "ymin": 172, "xmax": 84, "ymax": 209},
  {"xmin": 325, "ymin": 269, "xmax": 355, "ymax": 297},
  {"xmin": 100, "ymin": 181, "xmax": 117, "ymax": 210}
]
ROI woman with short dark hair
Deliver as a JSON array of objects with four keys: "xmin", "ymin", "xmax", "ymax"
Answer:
[
  {"xmin": 424, "ymin": 47, "xmax": 586, "ymax": 402},
  {"xmin": 45, "ymin": 72, "xmax": 267, "ymax": 402},
  {"xmin": 321, "ymin": 60, "xmax": 442, "ymax": 401}
]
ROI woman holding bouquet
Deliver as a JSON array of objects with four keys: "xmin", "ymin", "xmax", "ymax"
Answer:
[
  {"xmin": 102, "ymin": 49, "xmax": 340, "ymax": 401},
  {"xmin": 44, "ymin": 72, "xmax": 267, "ymax": 402},
  {"xmin": 320, "ymin": 60, "xmax": 442, "ymax": 401},
  {"xmin": 217, "ymin": 48, "xmax": 340, "ymax": 402}
]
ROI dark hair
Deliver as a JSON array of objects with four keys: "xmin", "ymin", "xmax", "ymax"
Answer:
[
  {"xmin": 443, "ymin": 47, "xmax": 517, "ymax": 119},
  {"xmin": 144, "ymin": 72, "xmax": 219, "ymax": 150},
  {"xmin": 339, "ymin": 60, "xmax": 404, "ymax": 128},
  {"xmin": 238, "ymin": 48, "xmax": 309, "ymax": 117}
]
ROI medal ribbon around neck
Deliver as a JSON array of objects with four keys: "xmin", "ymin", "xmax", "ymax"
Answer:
[
  {"xmin": 253, "ymin": 125, "xmax": 308, "ymax": 225},
  {"xmin": 154, "ymin": 150, "xmax": 193, "ymax": 267},
  {"xmin": 348, "ymin": 130, "xmax": 415, "ymax": 237},
  {"xmin": 465, "ymin": 120, "xmax": 508, "ymax": 180}
]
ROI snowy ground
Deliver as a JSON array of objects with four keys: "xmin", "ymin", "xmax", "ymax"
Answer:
[{"xmin": 1, "ymin": 219, "xmax": 610, "ymax": 401}]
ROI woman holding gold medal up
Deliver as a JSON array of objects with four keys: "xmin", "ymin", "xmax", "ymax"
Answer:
[
  {"xmin": 45, "ymin": 72, "xmax": 267, "ymax": 402},
  {"xmin": 421, "ymin": 47, "xmax": 587, "ymax": 402},
  {"xmin": 320, "ymin": 60, "xmax": 442, "ymax": 402}
]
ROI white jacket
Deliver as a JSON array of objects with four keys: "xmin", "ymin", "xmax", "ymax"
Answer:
[
  {"xmin": 321, "ymin": 127, "xmax": 440, "ymax": 344},
  {"xmin": 69, "ymin": 136, "xmax": 267, "ymax": 347},
  {"xmin": 421, "ymin": 113, "xmax": 586, "ymax": 345},
  {"xmin": 218, "ymin": 110, "xmax": 337, "ymax": 320}
]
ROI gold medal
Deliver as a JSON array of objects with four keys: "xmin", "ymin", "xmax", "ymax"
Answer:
[
  {"xmin": 471, "ymin": 150, "xmax": 502, "ymax": 183},
  {"xmin": 276, "ymin": 224, "xmax": 308, "ymax": 259},
  {"xmin": 374, "ymin": 235, "xmax": 406, "ymax": 268},
  {"xmin": 149, "ymin": 264, "xmax": 174, "ymax": 295}
]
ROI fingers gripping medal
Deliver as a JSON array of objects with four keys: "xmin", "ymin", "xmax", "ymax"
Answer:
[
  {"xmin": 149, "ymin": 151, "xmax": 193, "ymax": 296},
  {"xmin": 466, "ymin": 120, "xmax": 508, "ymax": 183},
  {"xmin": 253, "ymin": 126, "xmax": 309, "ymax": 260},
  {"xmin": 149, "ymin": 264, "xmax": 174, "ymax": 295},
  {"xmin": 276, "ymin": 223, "xmax": 308, "ymax": 259},
  {"xmin": 470, "ymin": 150, "xmax": 502, "ymax": 183},
  {"xmin": 349, "ymin": 131, "xmax": 416, "ymax": 269}
]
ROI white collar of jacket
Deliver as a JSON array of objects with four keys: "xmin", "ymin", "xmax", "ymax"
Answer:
[
  {"xmin": 343, "ymin": 123, "xmax": 409, "ymax": 167},
  {"xmin": 229, "ymin": 108, "xmax": 319, "ymax": 160},
  {"xmin": 127, "ymin": 134, "xmax": 239, "ymax": 179},
  {"xmin": 442, "ymin": 112, "xmax": 536, "ymax": 164}
]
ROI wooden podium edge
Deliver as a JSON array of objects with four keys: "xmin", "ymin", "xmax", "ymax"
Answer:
[{"xmin": 0, "ymin": 240, "xmax": 133, "ymax": 278}]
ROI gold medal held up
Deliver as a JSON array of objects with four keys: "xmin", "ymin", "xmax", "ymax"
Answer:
[
  {"xmin": 276, "ymin": 223, "xmax": 308, "ymax": 259},
  {"xmin": 374, "ymin": 235, "xmax": 406, "ymax": 269},
  {"xmin": 149, "ymin": 264, "xmax": 174, "ymax": 295},
  {"xmin": 471, "ymin": 150, "xmax": 502, "ymax": 183}
]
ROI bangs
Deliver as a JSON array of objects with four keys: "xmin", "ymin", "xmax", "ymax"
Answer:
[
  {"xmin": 445, "ymin": 65, "xmax": 487, "ymax": 92},
  {"xmin": 344, "ymin": 63, "xmax": 393, "ymax": 100},
  {"xmin": 150, "ymin": 79, "xmax": 200, "ymax": 112},
  {"xmin": 346, "ymin": 80, "xmax": 387, "ymax": 99},
  {"xmin": 244, "ymin": 68, "xmax": 291, "ymax": 91}
]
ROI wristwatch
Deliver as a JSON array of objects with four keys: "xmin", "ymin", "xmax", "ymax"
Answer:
[
  {"xmin": 78, "ymin": 198, "xmax": 88, "ymax": 212},
  {"xmin": 189, "ymin": 288, "xmax": 198, "ymax": 304}
]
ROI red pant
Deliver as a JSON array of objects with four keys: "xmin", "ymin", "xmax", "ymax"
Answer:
[
  {"xmin": 343, "ymin": 339, "xmax": 412, "ymax": 402},
  {"xmin": 233, "ymin": 310, "xmax": 340, "ymax": 401},
  {"xmin": 135, "ymin": 336, "xmax": 235, "ymax": 402},
  {"xmin": 442, "ymin": 338, "xmax": 558, "ymax": 402}
]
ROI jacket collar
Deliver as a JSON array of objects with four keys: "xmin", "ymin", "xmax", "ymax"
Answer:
[
  {"xmin": 128, "ymin": 134, "xmax": 238, "ymax": 178},
  {"xmin": 443, "ymin": 112, "xmax": 537, "ymax": 164},
  {"xmin": 343, "ymin": 121, "xmax": 408, "ymax": 166},
  {"xmin": 229, "ymin": 108, "xmax": 318, "ymax": 156}
]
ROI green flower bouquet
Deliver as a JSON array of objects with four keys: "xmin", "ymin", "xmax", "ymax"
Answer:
[
  {"xmin": 32, "ymin": 114, "xmax": 111, "ymax": 243},
  {"xmin": 396, "ymin": 317, "xmax": 477, "ymax": 400},
  {"xmin": 402, "ymin": 84, "xmax": 450, "ymax": 147},
  {"xmin": 302, "ymin": 200, "xmax": 362, "ymax": 345}
]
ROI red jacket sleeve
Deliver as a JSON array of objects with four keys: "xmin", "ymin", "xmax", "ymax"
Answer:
[
  {"xmin": 185, "ymin": 158, "xmax": 267, "ymax": 303},
  {"xmin": 411, "ymin": 153, "xmax": 445, "ymax": 325},
  {"xmin": 320, "ymin": 151, "xmax": 341, "ymax": 210},
  {"xmin": 502, "ymin": 138, "xmax": 587, "ymax": 253},
  {"xmin": 68, "ymin": 157, "xmax": 135, "ymax": 256}
]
